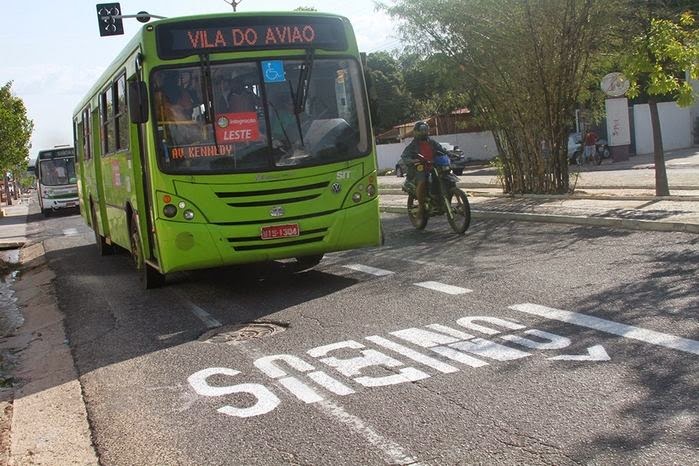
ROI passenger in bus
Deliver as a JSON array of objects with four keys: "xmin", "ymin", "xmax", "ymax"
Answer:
[
  {"xmin": 227, "ymin": 80, "xmax": 258, "ymax": 113},
  {"xmin": 163, "ymin": 86, "xmax": 194, "ymax": 121},
  {"xmin": 54, "ymin": 163, "xmax": 68, "ymax": 183},
  {"xmin": 158, "ymin": 73, "xmax": 200, "ymax": 146}
]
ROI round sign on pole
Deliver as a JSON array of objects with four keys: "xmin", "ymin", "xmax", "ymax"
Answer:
[{"xmin": 601, "ymin": 72, "xmax": 630, "ymax": 97}]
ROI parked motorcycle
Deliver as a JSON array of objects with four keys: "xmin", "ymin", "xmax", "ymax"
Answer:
[
  {"xmin": 568, "ymin": 132, "xmax": 610, "ymax": 166},
  {"xmin": 402, "ymin": 153, "xmax": 471, "ymax": 234}
]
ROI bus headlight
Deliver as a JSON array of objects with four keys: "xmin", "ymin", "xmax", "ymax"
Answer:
[
  {"xmin": 183, "ymin": 210, "xmax": 195, "ymax": 221},
  {"xmin": 366, "ymin": 184, "xmax": 376, "ymax": 197},
  {"xmin": 352, "ymin": 192, "xmax": 361, "ymax": 203}
]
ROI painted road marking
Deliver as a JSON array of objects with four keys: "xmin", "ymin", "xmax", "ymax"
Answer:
[
  {"xmin": 414, "ymin": 281, "xmax": 472, "ymax": 295},
  {"xmin": 548, "ymin": 345, "xmax": 610, "ymax": 361},
  {"xmin": 343, "ymin": 264, "xmax": 394, "ymax": 276},
  {"xmin": 510, "ymin": 303, "xmax": 699, "ymax": 356},
  {"xmin": 63, "ymin": 228, "xmax": 79, "ymax": 236},
  {"xmin": 366, "ymin": 335, "xmax": 459, "ymax": 374},
  {"xmin": 175, "ymin": 291, "xmax": 222, "ymax": 329},
  {"xmin": 232, "ymin": 334, "xmax": 421, "ymax": 465}
]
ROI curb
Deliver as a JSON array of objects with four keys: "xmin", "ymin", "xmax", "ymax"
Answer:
[
  {"xmin": 378, "ymin": 189, "xmax": 699, "ymax": 202},
  {"xmin": 380, "ymin": 206, "xmax": 699, "ymax": 234}
]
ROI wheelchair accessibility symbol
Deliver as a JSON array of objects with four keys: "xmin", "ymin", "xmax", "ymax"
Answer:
[{"xmin": 262, "ymin": 61, "xmax": 286, "ymax": 83}]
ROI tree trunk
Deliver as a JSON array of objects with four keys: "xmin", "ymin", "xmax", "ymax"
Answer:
[
  {"xmin": 3, "ymin": 174, "xmax": 12, "ymax": 206},
  {"xmin": 648, "ymin": 98, "xmax": 670, "ymax": 196}
]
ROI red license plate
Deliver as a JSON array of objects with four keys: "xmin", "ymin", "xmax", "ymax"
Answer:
[{"xmin": 260, "ymin": 224, "xmax": 299, "ymax": 240}]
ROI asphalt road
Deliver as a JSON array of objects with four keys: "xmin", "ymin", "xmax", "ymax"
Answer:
[{"xmin": 35, "ymin": 209, "xmax": 699, "ymax": 465}]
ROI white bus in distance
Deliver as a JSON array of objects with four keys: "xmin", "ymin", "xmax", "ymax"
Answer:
[{"xmin": 35, "ymin": 146, "xmax": 79, "ymax": 216}]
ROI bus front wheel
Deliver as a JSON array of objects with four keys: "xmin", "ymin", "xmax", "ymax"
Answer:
[{"xmin": 130, "ymin": 214, "xmax": 165, "ymax": 289}]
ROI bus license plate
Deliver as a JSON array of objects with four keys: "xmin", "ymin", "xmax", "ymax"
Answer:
[{"xmin": 261, "ymin": 224, "xmax": 299, "ymax": 240}]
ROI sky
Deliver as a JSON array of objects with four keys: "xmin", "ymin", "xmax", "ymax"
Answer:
[{"xmin": 0, "ymin": 0, "xmax": 401, "ymax": 164}]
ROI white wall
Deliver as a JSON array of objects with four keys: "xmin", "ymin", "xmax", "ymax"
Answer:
[
  {"xmin": 633, "ymin": 102, "xmax": 692, "ymax": 154},
  {"xmin": 376, "ymin": 131, "xmax": 498, "ymax": 170}
]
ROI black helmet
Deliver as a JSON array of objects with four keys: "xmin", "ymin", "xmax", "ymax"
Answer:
[{"xmin": 413, "ymin": 121, "xmax": 429, "ymax": 140}]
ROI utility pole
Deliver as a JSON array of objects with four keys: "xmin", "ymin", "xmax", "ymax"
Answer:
[{"xmin": 223, "ymin": 0, "xmax": 243, "ymax": 11}]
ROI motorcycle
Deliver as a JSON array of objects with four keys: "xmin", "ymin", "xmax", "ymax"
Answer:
[
  {"xmin": 569, "ymin": 133, "xmax": 610, "ymax": 166},
  {"xmin": 402, "ymin": 153, "xmax": 471, "ymax": 235}
]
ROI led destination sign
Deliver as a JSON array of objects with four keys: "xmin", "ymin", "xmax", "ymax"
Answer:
[
  {"xmin": 156, "ymin": 17, "xmax": 347, "ymax": 59},
  {"xmin": 38, "ymin": 149, "xmax": 74, "ymax": 160}
]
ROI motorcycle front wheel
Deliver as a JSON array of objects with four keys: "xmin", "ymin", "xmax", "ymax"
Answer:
[
  {"xmin": 407, "ymin": 193, "xmax": 428, "ymax": 230},
  {"xmin": 446, "ymin": 188, "xmax": 471, "ymax": 235}
]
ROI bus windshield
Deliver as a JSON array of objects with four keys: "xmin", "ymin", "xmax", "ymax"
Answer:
[
  {"xmin": 39, "ymin": 157, "xmax": 77, "ymax": 186},
  {"xmin": 152, "ymin": 58, "xmax": 370, "ymax": 174}
]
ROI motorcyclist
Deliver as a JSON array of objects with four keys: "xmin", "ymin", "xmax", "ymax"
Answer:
[{"xmin": 400, "ymin": 121, "xmax": 443, "ymax": 217}]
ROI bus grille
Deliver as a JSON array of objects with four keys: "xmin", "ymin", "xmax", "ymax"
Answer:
[
  {"xmin": 225, "ymin": 193, "xmax": 320, "ymax": 207},
  {"xmin": 215, "ymin": 181, "xmax": 329, "ymax": 198},
  {"xmin": 227, "ymin": 228, "xmax": 327, "ymax": 252}
]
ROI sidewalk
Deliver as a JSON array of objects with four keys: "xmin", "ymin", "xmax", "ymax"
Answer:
[
  {"xmin": 0, "ymin": 195, "xmax": 98, "ymax": 465},
  {"xmin": 0, "ymin": 199, "xmax": 29, "ymax": 250},
  {"xmin": 379, "ymin": 147, "xmax": 699, "ymax": 233}
]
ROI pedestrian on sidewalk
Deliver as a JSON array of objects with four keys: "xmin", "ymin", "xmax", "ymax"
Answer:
[{"xmin": 582, "ymin": 129, "xmax": 597, "ymax": 165}]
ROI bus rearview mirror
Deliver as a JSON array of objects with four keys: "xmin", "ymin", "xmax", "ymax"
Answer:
[{"xmin": 128, "ymin": 81, "xmax": 149, "ymax": 124}]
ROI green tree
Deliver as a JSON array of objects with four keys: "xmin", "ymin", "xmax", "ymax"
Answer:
[
  {"xmin": 398, "ymin": 52, "xmax": 469, "ymax": 117},
  {"xmin": 382, "ymin": 0, "xmax": 608, "ymax": 194},
  {"xmin": 365, "ymin": 52, "xmax": 414, "ymax": 133},
  {"xmin": 621, "ymin": 8, "xmax": 699, "ymax": 196},
  {"xmin": 0, "ymin": 82, "xmax": 33, "ymax": 205}
]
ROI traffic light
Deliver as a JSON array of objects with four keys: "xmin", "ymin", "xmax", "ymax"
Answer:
[{"xmin": 96, "ymin": 3, "xmax": 124, "ymax": 37}]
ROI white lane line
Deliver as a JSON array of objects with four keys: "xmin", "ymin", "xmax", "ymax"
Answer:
[
  {"xmin": 63, "ymin": 228, "xmax": 79, "ymax": 236},
  {"xmin": 317, "ymin": 400, "xmax": 423, "ymax": 466},
  {"xmin": 414, "ymin": 281, "xmax": 472, "ymax": 295},
  {"xmin": 510, "ymin": 303, "xmax": 699, "ymax": 356},
  {"xmin": 174, "ymin": 291, "xmax": 222, "ymax": 329},
  {"xmin": 343, "ymin": 264, "xmax": 394, "ymax": 276}
]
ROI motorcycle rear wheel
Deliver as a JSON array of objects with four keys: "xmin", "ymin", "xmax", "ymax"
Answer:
[
  {"xmin": 407, "ymin": 193, "xmax": 428, "ymax": 230},
  {"xmin": 447, "ymin": 188, "xmax": 471, "ymax": 235}
]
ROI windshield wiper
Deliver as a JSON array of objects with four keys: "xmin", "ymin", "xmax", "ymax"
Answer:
[
  {"xmin": 199, "ymin": 53, "xmax": 222, "ymax": 149},
  {"xmin": 287, "ymin": 80, "xmax": 305, "ymax": 149},
  {"xmin": 285, "ymin": 48, "xmax": 315, "ymax": 149},
  {"xmin": 294, "ymin": 48, "xmax": 314, "ymax": 114}
]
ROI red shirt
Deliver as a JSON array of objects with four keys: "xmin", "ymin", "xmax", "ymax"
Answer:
[
  {"xmin": 418, "ymin": 141, "xmax": 435, "ymax": 162},
  {"xmin": 584, "ymin": 132, "xmax": 597, "ymax": 146}
]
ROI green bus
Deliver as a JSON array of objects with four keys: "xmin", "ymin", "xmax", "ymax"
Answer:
[{"xmin": 74, "ymin": 11, "xmax": 381, "ymax": 288}]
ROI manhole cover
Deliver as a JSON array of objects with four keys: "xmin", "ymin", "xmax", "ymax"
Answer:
[{"xmin": 199, "ymin": 322, "xmax": 287, "ymax": 344}]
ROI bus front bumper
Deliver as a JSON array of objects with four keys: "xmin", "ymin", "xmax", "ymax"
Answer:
[
  {"xmin": 155, "ymin": 199, "xmax": 381, "ymax": 274},
  {"xmin": 43, "ymin": 197, "xmax": 80, "ymax": 210}
]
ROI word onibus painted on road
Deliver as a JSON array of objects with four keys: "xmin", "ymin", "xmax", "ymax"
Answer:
[
  {"xmin": 73, "ymin": 12, "xmax": 380, "ymax": 288},
  {"xmin": 35, "ymin": 146, "xmax": 79, "ymax": 217},
  {"xmin": 187, "ymin": 312, "xmax": 613, "ymax": 419},
  {"xmin": 187, "ymin": 303, "xmax": 699, "ymax": 419}
]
